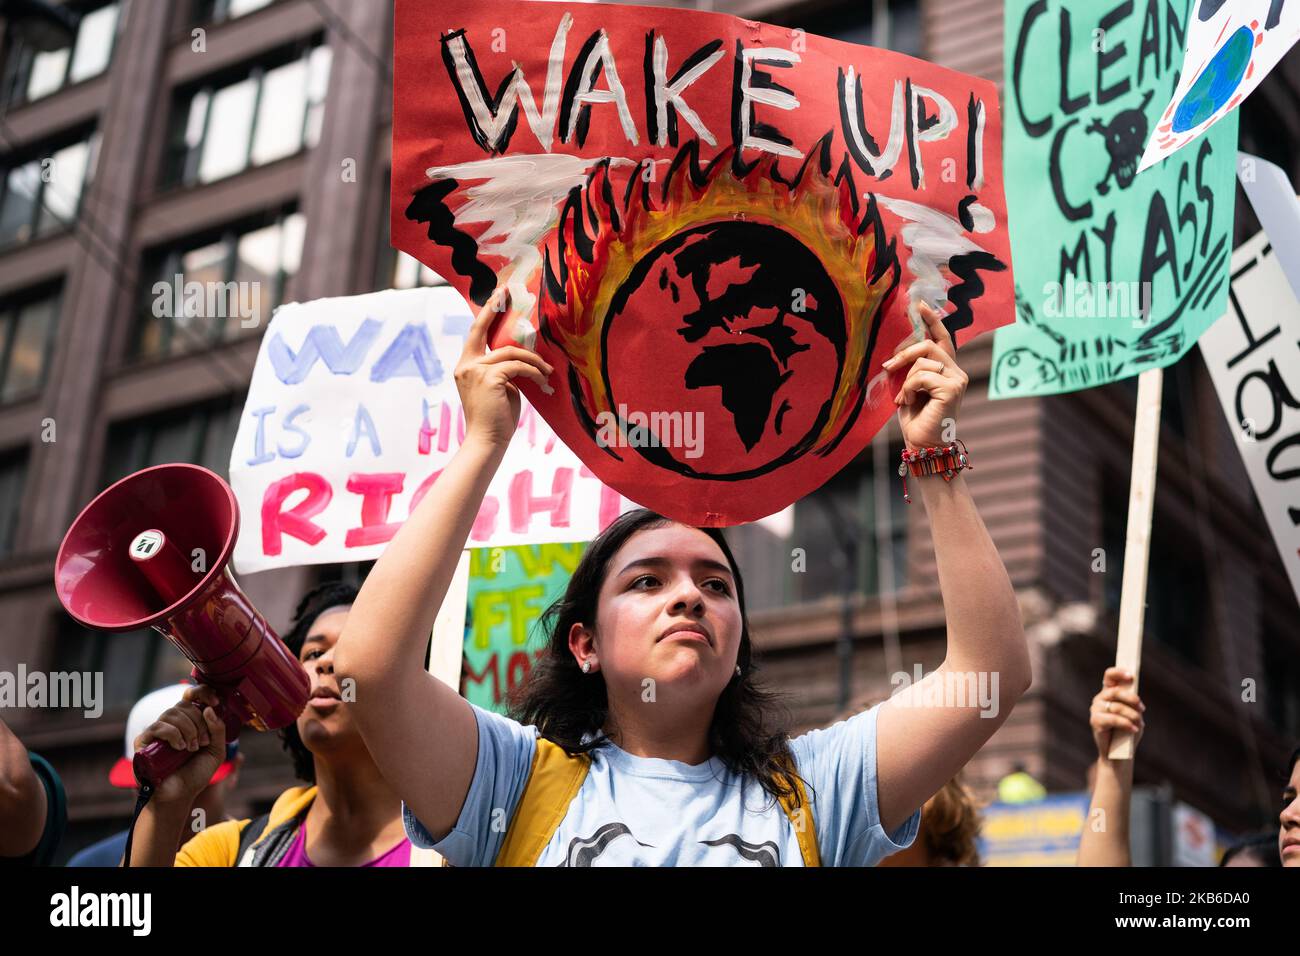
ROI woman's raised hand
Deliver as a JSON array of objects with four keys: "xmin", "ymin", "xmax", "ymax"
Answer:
[
  {"xmin": 1090, "ymin": 667, "xmax": 1146, "ymax": 760},
  {"xmin": 882, "ymin": 301, "xmax": 969, "ymax": 452},
  {"xmin": 454, "ymin": 287, "xmax": 555, "ymax": 450}
]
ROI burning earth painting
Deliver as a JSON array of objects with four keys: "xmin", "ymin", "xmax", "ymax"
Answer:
[
  {"xmin": 392, "ymin": 0, "xmax": 1015, "ymax": 524},
  {"xmin": 536, "ymin": 143, "xmax": 898, "ymax": 482}
]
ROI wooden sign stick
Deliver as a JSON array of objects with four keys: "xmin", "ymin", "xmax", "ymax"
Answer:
[{"xmin": 1109, "ymin": 366, "xmax": 1163, "ymax": 760}]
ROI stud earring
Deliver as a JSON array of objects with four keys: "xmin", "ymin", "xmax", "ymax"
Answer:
[
  {"xmin": 582, "ymin": 660, "xmax": 592, "ymax": 674},
  {"xmin": 734, "ymin": 665, "xmax": 742, "ymax": 678}
]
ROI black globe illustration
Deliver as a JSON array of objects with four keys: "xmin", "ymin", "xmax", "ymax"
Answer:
[{"xmin": 601, "ymin": 221, "xmax": 847, "ymax": 479}]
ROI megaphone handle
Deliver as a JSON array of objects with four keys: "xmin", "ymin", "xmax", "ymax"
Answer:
[{"xmin": 132, "ymin": 700, "xmax": 243, "ymax": 789}]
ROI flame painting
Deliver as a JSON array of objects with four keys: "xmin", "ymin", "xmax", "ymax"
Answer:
[{"xmin": 392, "ymin": 0, "xmax": 1014, "ymax": 524}]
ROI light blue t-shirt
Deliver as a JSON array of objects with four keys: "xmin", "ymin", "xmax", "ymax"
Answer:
[{"xmin": 404, "ymin": 702, "xmax": 920, "ymax": 867}]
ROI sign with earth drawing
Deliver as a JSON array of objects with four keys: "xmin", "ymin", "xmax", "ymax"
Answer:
[
  {"xmin": 990, "ymin": 0, "xmax": 1239, "ymax": 400},
  {"xmin": 392, "ymin": 0, "xmax": 1015, "ymax": 525}
]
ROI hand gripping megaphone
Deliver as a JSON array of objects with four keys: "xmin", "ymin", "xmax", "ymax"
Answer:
[{"xmin": 54, "ymin": 463, "xmax": 310, "ymax": 788}]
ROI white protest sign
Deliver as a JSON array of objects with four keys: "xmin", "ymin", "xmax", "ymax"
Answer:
[
  {"xmin": 230, "ymin": 287, "xmax": 631, "ymax": 574},
  {"xmin": 1199, "ymin": 230, "xmax": 1300, "ymax": 602},
  {"xmin": 1138, "ymin": 1, "xmax": 1300, "ymax": 172},
  {"xmin": 1238, "ymin": 150, "xmax": 1300, "ymax": 305}
]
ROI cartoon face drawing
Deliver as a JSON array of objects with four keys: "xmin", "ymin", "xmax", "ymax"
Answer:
[
  {"xmin": 1086, "ymin": 90, "xmax": 1155, "ymax": 195},
  {"xmin": 992, "ymin": 347, "xmax": 1060, "ymax": 396}
]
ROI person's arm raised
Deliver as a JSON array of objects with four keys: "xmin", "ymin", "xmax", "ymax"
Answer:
[
  {"xmin": 874, "ymin": 302, "xmax": 1032, "ymax": 834},
  {"xmin": 1077, "ymin": 668, "xmax": 1144, "ymax": 866},
  {"xmin": 334, "ymin": 288, "xmax": 553, "ymax": 842}
]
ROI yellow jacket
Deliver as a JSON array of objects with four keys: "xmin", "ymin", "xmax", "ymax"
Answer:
[{"xmin": 175, "ymin": 786, "xmax": 316, "ymax": 867}]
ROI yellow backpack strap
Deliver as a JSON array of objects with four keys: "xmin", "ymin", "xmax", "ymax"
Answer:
[
  {"xmin": 775, "ymin": 760, "xmax": 821, "ymax": 867},
  {"xmin": 495, "ymin": 737, "xmax": 590, "ymax": 867}
]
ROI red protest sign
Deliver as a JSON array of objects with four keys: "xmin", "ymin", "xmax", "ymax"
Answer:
[{"xmin": 392, "ymin": 0, "xmax": 1014, "ymax": 525}]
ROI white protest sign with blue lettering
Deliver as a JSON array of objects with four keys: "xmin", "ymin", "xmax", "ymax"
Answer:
[{"xmin": 230, "ymin": 287, "xmax": 631, "ymax": 574}]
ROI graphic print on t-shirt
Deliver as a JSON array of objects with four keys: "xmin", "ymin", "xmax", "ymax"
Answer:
[
  {"xmin": 558, "ymin": 825, "xmax": 782, "ymax": 866},
  {"xmin": 700, "ymin": 834, "xmax": 781, "ymax": 867},
  {"xmin": 558, "ymin": 823, "xmax": 654, "ymax": 866}
]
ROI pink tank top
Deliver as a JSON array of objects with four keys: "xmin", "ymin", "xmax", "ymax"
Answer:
[{"xmin": 275, "ymin": 821, "xmax": 412, "ymax": 867}]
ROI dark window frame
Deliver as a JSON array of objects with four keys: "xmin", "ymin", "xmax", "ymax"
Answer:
[
  {"xmin": 0, "ymin": 128, "xmax": 98, "ymax": 251},
  {"xmin": 374, "ymin": 170, "xmax": 449, "ymax": 291},
  {"xmin": 192, "ymin": 0, "xmax": 280, "ymax": 28},
  {"xmin": 0, "ymin": 1, "xmax": 121, "ymax": 110},
  {"xmin": 0, "ymin": 283, "xmax": 63, "ymax": 404},
  {"xmin": 760, "ymin": 0, "xmax": 923, "ymax": 56},
  {"xmin": 0, "ymin": 446, "xmax": 29, "ymax": 558},
  {"xmin": 48, "ymin": 612, "xmax": 191, "ymax": 721},
  {"xmin": 789, "ymin": 440, "xmax": 910, "ymax": 605},
  {"xmin": 100, "ymin": 391, "xmax": 245, "ymax": 489},
  {"xmin": 163, "ymin": 36, "xmax": 329, "ymax": 189},
  {"xmin": 131, "ymin": 204, "xmax": 303, "ymax": 360},
  {"xmin": 1100, "ymin": 469, "xmax": 1210, "ymax": 667}
]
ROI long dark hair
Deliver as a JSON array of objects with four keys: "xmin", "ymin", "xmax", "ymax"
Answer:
[
  {"xmin": 1219, "ymin": 832, "xmax": 1281, "ymax": 867},
  {"xmin": 278, "ymin": 581, "xmax": 359, "ymax": 783},
  {"xmin": 507, "ymin": 509, "xmax": 807, "ymax": 808}
]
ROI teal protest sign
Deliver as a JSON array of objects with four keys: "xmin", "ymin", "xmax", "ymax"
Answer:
[
  {"xmin": 991, "ymin": 0, "xmax": 1238, "ymax": 399},
  {"xmin": 463, "ymin": 543, "xmax": 587, "ymax": 713}
]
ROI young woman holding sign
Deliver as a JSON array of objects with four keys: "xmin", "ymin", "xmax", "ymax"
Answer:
[{"xmin": 335, "ymin": 288, "xmax": 1030, "ymax": 866}]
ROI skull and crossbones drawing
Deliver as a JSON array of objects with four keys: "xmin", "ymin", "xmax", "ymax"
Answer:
[{"xmin": 1086, "ymin": 90, "xmax": 1154, "ymax": 195}]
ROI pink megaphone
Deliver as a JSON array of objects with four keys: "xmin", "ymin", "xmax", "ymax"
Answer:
[{"xmin": 54, "ymin": 463, "xmax": 309, "ymax": 788}]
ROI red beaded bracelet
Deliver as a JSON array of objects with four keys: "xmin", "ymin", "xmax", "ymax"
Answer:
[{"xmin": 898, "ymin": 440, "xmax": 972, "ymax": 503}]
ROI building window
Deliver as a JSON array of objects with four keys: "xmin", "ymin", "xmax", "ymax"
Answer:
[
  {"xmin": 0, "ymin": 288, "xmax": 61, "ymax": 403},
  {"xmin": 1114, "ymin": 368, "xmax": 1190, "ymax": 439},
  {"xmin": 769, "ymin": 0, "xmax": 921, "ymax": 56},
  {"xmin": 101, "ymin": 394, "xmax": 244, "ymax": 489},
  {"xmin": 193, "ymin": 0, "xmax": 277, "ymax": 25},
  {"xmin": 375, "ymin": 180, "xmax": 448, "ymax": 290},
  {"xmin": 390, "ymin": 250, "xmax": 446, "ymax": 290},
  {"xmin": 165, "ymin": 41, "xmax": 331, "ymax": 187},
  {"xmin": 1264, "ymin": 636, "xmax": 1300, "ymax": 740},
  {"xmin": 0, "ymin": 2, "xmax": 120, "ymax": 108},
  {"xmin": 50, "ymin": 616, "xmax": 192, "ymax": 718},
  {"xmin": 727, "ymin": 442, "xmax": 908, "ymax": 612},
  {"xmin": 1102, "ymin": 484, "xmax": 1208, "ymax": 666},
  {"xmin": 789, "ymin": 443, "xmax": 909, "ymax": 604},
  {"xmin": 0, "ymin": 132, "xmax": 99, "ymax": 248},
  {"xmin": 0, "ymin": 449, "xmax": 28, "ymax": 558},
  {"xmin": 134, "ymin": 207, "xmax": 304, "ymax": 359}
]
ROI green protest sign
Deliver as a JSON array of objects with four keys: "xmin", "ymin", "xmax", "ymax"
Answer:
[
  {"xmin": 991, "ymin": 0, "xmax": 1238, "ymax": 400},
  {"xmin": 463, "ymin": 542, "xmax": 587, "ymax": 713}
]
